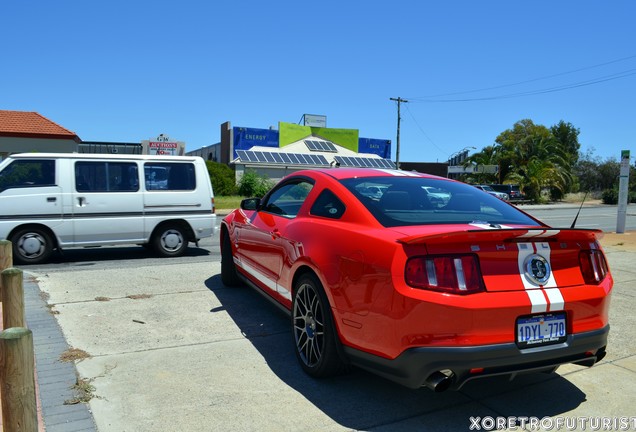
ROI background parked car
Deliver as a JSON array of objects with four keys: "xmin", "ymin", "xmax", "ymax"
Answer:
[
  {"xmin": 488, "ymin": 184, "xmax": 525, "ymax": 202},
  {"xmin": 474, "ymin": 184, "xmax": 509, "ymax": 201}
]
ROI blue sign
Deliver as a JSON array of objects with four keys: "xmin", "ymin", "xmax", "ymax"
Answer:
[
  {"xmin": 359, "ymin": 138, "xmax": 391, "ymax": 159},
  {"xmin": 233, "ymin": 127, "xmax": 279, "ymax": 158}
]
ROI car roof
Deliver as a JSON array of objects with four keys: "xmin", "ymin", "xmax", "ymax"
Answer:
[{"xmin": 293, "ymin": 168, "xmax": 446, "ymax": 181}]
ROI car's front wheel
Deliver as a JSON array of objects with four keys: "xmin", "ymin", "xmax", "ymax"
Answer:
[
  {"xmin": 292, "ymin": 273, "xmax": 347, "ymax": 378},
  {"xmin": 11, "ymin": 227, "xmax": 54, "ymax": 265}
]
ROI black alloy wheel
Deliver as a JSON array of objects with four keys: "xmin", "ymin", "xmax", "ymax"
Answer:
[{"xmin": 292, "ymin": 273, "xmax": 346, "ymax": 378}]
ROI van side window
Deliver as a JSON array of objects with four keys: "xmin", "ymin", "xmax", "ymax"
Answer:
[
  {"xmin": 144, "ymin": 163, "xmax": 196, "ymax": 191},
  {"xmin": 75, "ymin": 162, "xmax": 139, "ymax": 192},
  {"xmin": 0, "ymin": 159, "xmax": 55, "ymax": 192}
]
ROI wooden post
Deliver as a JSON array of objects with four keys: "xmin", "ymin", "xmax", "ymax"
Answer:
[
  {"xmin": 0, "ymin": 240, "xmax": 12, "ymax": 302},
  {"xmin": 1, "ymin": 268, "xmax": 25, "ymax": 329},
  {"xmin": 0, "ymin": 327, "xmax": 38, "ymax": 432}
]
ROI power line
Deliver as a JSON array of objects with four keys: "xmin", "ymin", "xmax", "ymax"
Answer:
[
  {"xmin": 404, "ymin": 104, "xmax": 448, "ymax": 157},
  {"xmin": 408, "ymin": 68, "xmax": 636, "ymax": 102},
  {"xmin": 412, "ymin": 53, "xmax": 636, "ymax": 99}
]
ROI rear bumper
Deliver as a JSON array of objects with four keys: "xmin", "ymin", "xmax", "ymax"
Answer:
[{"xmin": 343, "ymin": 325, "xmax": 609, "ymax": 391}]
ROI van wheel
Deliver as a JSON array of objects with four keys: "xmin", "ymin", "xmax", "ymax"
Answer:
[
  {"xmin": 221, "ymin": 235, "xmax": 240, "ymax": 286},
  {"xmin": 11, "ymin": 228, "xmax": 54, "ymax": 265},
  {"xmin": 153, "ymin": 225, "xmax": 188, "ymax": 257}
]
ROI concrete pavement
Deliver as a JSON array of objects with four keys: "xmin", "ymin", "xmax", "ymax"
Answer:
[{"xmin": 15, "ymin": 231, "xmax": 636, "ymax": 431}]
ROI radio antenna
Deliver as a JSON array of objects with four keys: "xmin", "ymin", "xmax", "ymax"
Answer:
[{"xmin": 570, "ymin": 191, "xmax": 589, "ymax": 229}]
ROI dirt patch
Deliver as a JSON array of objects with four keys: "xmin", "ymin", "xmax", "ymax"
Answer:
[
  {"xmin": 127, "ymin": 293, "xmax": 153, "ymax": 300},
  {"xmin": 599, "ymin": 231, "xmax": 636, "ymax": 252},
  {"xmin": 60, "ymin": 347, "xmax": 91, "ymax": 363}
]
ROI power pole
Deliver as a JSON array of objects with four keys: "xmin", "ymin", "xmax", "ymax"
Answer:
[{"xmin": 390, "ymin": 97, "xmax": 408, "ymax": 169}]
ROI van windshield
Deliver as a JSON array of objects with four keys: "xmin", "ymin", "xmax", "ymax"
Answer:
[{"xmin": 0, "ymin": 159, "xmax": 56, "ymax": 192}]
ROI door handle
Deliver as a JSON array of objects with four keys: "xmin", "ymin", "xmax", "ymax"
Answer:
[
  {"xmin": 46, "ymin": 197, "xmax": 57, "ymax": 202},
  {"xmin": 77, "ymin": 197, "xmax": 86, "ymax": 206}
]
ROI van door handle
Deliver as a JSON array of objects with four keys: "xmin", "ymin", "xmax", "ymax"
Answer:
[
  {"xmin": 77, "ymin": 197, "xmax": 86, "ymax": 206},
  {"xmin": 47, "ymin": 197, "xmax": 57, "ymax": 202}
]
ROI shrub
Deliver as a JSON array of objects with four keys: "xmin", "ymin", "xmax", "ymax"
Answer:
[
  {"xmin": 238, "ymin": 170, "xmax": 274, "ymax": 197},
  {"xmin": 601, "ymin": 189, "xmax": 618, "ymax": 205},
  {"xmin": 206, "ymin": 161, "xmax": 237, "ymax": 196}
]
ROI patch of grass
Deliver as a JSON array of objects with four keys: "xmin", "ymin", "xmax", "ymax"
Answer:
[
  {"xmin": 215, "ymin": 195, "xmax": 244, "ymax": 211},
  {"xmin": 60, "ymin": 347, "xmax": 91, "ymax": 363},
  {"xmin": 127, "ymin": 293, "xmax": 153, "ymax": 300}
]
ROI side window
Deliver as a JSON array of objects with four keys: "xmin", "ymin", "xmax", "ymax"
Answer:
[
  {"xmin": 144, "ymin": 163, "xmax": 195, "ymax": 191},
  {"xmin": 310, "ymin": 189, "xmax": 346, "ymax": 219},
  {"xmin": 263, "ymin": 180, "xmax": 313, "ymax": 218},
  {"xmin": 75, "ymin": 162, "xmax": 139, "ymax": 192},
  {"xmin": 0, "ymin": 159, "xmax": 55, "ymax": 192}
]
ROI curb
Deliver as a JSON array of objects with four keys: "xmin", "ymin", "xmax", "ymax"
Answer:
[{"xmin": 24, "ymin": 275, "xmax": 96, "ymax": 432}]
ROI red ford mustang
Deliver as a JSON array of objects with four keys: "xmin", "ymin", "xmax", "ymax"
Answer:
[{"xmin": 220, "ymin": 168, "xmax": 612, "ymax": 391}]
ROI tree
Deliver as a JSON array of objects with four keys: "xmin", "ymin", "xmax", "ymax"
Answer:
[
  {"xmin": 550, "ymin": 121, "xmax": 580, "ymax": 166},
  {"xmin": 489, "ymin": 119, "xmax": 577, "ymax": 202},
  {"xmin": 462, "ymin": 145, "xmax": 499, "ymax": 184}
]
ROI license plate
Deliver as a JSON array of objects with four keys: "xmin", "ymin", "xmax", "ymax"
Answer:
[{"xmin": 516, "ymin": 313, "xmax": 567, "ymax": 348}]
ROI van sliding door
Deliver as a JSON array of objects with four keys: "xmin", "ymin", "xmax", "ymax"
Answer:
[{"xmin": 72, "ymin": 161, "xmax": 144, "ymax": 245}]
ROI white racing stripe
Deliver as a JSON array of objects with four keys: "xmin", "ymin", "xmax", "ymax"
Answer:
[
  {"xmin": 517, "ymin": 241, "xmax": 564, "ymax": 313},
  {"xmin": 375, "ymin": 169, "xmax": 421, "ymax": 177},
  {"xmin": 544, "ymin": 288, "xmax": 565, "ymax": 311},
  {"xmin": 235, "ymin": 258, "xmax": 292, "ymax": 301},
  {"xmin": 526, "ymin": 289, "xmax": 548, "ymax": 313}
]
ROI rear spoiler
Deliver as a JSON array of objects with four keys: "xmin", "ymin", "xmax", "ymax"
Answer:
[{"xmin": 398, "ymin": 228, "xmax": 604, "ymax": 246}]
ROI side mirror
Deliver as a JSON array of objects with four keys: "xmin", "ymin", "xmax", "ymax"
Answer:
[{"xmin": 240, "ymin": 198, "xmax": 261, "ymax": 211}]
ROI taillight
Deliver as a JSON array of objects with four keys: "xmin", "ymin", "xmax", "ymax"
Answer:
[
  {"xmin": 406, "ymin": 254, "xmax": 484, "ymax": 294},
  {"xmin": 211, "ymin": 197, "xmax": 216, "ymax": 214},
  {"xmin": 579, "ymin": 249, "xmax": 609, "ymax": 284}
]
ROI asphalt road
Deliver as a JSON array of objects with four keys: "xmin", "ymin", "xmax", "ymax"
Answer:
[
  {"xmin": 518, "ymin": 203, "xmax": 636, "ymax": 233},
  {"xmin": 18, "ymin": 203, "xmax": 636, "ymax": 274}
]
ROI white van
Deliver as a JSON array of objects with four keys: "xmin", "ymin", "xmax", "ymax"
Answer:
[{"xmin": 0, "ymin": 153, "xmax": 216, "ymax": 264}]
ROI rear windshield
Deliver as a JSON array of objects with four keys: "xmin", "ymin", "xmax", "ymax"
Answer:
[{"xmin": 340, "ymin": 176, "xmax": 541, "ymax": 228}]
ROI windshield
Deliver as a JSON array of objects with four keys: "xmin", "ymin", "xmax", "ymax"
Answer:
[{"xmin": 340, "ymin": 177, "xmax": 542, "ymax": 228}]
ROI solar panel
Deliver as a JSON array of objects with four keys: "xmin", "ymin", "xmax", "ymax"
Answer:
[
  {"xmin": 381, "ymin": 159, "xmax": 396, "ymax": 168},
  {"xmin": 235, "ymin": 150, "xmax": 330, "ymax": 166},
  {"xmin": 272, "ymin": 152, "xmax": 284, "ymax": 163},
  {"xmin": 304, "ymin": 139, "xmax": 338, "ymax": 153},
  {"xmin": 333, "ymin": 156, "xmax": 396, "ymax": 169},
  {"xmin": 241, "ymin": 150, "xmax": 329, "ymax": 166}
]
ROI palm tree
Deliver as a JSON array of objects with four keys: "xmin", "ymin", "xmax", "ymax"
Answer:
[{"xmin": 462, "ymin": 146, "xmax": 499, "ymax": 184}]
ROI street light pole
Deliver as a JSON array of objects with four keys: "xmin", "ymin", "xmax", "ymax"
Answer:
[{"xmin": 390, "ymin": 97, "xmax": 408, "ymax": 169}]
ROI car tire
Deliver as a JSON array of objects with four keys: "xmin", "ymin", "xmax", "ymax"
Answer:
[
  {"xmin": 11, "ymin": 227, "xmax": 54, "ymax": 265},
  {"xmin": 292, "ymin": 273, "xmax": 347, "ymax": 378},
  {"xmin": 153, "ymin": 225, "xmax": 188, "ymax": 257},
  {"xmin": 221, "ymin": 234, "xmax": 240, "ymax": 287}
]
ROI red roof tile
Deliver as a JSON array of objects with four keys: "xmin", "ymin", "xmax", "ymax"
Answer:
[{"xmin": 0, "ymin": 110, "xmax": 80, "ymax": 140}]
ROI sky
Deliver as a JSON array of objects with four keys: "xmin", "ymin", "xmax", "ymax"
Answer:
[{"xmin": 3, "ymin": 1, "xmax": 635, "ymax": 164}]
